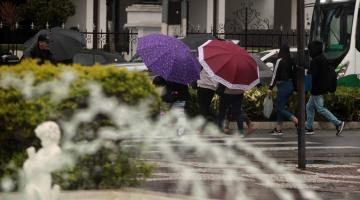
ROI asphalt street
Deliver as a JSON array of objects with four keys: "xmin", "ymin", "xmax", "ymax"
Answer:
[{"xmin": 135, "ymin": 129, "xmax": 360, "ymax": 200}]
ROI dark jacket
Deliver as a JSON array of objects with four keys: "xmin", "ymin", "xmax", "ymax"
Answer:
[
  {"xmin": 307, "ymin": 41, "xmax": 332, "ymax": 95},
  {"xmin": 307, "ymin": 54, "xmax": 331, "ymax": 95},
  {"xmin": 30, "ymin": 46, "xmax": 54, "ymax": 64},
  {"xmin": 153, "ymin": 76, "xmax": 189, "ymax": 103},
  {"xmin": 269, "ymin": 58, "xmax": 295, "ymax": 90}
]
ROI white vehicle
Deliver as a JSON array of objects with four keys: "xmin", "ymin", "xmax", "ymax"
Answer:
[
  {"xmin": 310, "ymin": 0, "xmax": 360, "ymax": 87},
  {"xmin": 112, "ymin": 62, "xmax": 148, "ymax": 72},
  {"xmin": 255, "ymin": 48, "xmax": 308, "ymax": 70}
]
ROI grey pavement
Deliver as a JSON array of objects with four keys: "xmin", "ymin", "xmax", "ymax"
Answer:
[
  {"xmin": 139, "ymin": 129, "xmax": 360, "ymax": 200},
  {"xmin": 1, "ymin": 128, "xmax": 359, "ymax": 200}
]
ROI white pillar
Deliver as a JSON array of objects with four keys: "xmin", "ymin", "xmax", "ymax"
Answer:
[
  {"xmin": 206, "ymin": 0, "xmax": 214, "ymax": 33},
  {"xmin": 181, "ymin": 0, "xmax": 187, "ymax": 36},
  {"xmin": 98, "ymin": 0, "xmax": 107, "ymax": 32},
  {"xmin": 218, "ymin": 0, "xmax": 225, "ymax": 33},
  {"xmin": 86, "ymin": 0, "xmax": 94, "ymax": 48},
  {"xmin": 161, "ymin": 0, "xmax": 169, "ymax": 35}
]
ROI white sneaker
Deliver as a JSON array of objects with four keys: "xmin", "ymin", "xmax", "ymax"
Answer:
[{"xmin": 305, "ymin": 128, "xmax": 314, "ymax": 135}]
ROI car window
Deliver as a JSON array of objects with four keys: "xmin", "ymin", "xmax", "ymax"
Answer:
[
  {"xmin": 256, "ymin": 51, "xmax": 271, "ymax": 58},
  {"xmin": 94, "ymin": 55, "xmax": 107, "ymax": 64},
  {"xmin": 264, "ymin": 54, "xmax": 278, "ymax": 65},
  {"xmin": 73, "ymin": 53, "xmax": 94, "ymax": 66}
]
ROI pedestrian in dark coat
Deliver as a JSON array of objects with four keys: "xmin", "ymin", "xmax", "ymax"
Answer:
[
  {"xmin": 28, "ymin": 34, "xmax": 55, "ymax": 64},
  {"xmin": 268, "ymin": 44, "xmax": 298, "ymax": 135},
  {"xmin": 305, "ymin": 41, "xmax": 345, "ymax": 136},
  {"xmin": 216, "ymin": 84, "xmax": 246, "ymax": 136},
  {"xmin": 196, "ymin": 69, "xmax": 217, "ymax": 121},
  {"xmin": 153, "ymin": 76, "xmax": 189, "ymax": 105}
]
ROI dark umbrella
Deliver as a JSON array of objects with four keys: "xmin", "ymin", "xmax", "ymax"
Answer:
[
  {"xmin": 23, "ymin": 27, "xmax": 86, "ymax": 61},
  {"xmin": 180, "ymin": 34, "xmax": 215, "ymax": 51},
  {"xmin": 137, "ymin": 34, "xmax": 201, "ymax": 84}
]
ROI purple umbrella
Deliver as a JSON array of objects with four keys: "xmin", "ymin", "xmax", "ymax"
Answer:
[{"xmin": 137, "ymin": 34, "xmax": 201, "ymax": 84}]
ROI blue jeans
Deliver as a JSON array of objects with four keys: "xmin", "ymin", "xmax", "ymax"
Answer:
[
  {"xmin": 276, "ymin": 80, "xmax": 295, "ymax": 122},
  {"xmin": 306, "ymin": 95, "xmax": 341, "ymax": 129}
]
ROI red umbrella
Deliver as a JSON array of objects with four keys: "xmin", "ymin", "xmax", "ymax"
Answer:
[{"xmin": 198, "ymin": 40, "xmax": 260, "ymax": 90}]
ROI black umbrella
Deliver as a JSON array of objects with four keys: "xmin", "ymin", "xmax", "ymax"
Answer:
[
  {"xmin": 180, "ymin": 34, "xmax": 215, "ymax": 51},
  {"xmin": 23, "ymin": 27, "xmax": 86, "ymax": 61}
]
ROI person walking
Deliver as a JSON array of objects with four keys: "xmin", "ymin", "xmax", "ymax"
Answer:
[
  {"xmin": 27, "ymin": 34, "xmax": 55, "ymax": 64},
  {"xmin": 305, "ymin": 41, "xmax": 345, "ymax": 136},
  {"xmin": 197, "ymin": 69, "xmax": 217, "ymax": 122},
  {"xmin": 153, "ymin": 76, "xmax": 189, "ymax": 136},
  {"xmin": 268, "ymin": 45, "xmax": 298, "ymax": 135},
  {"xmin": 217, "ymin": 84, "xmax": 247, "ymax": 137}
]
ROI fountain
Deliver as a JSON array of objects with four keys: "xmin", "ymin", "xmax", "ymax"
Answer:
[{"xmin": 0, "ymin": 71, "xmax": 322, "ymax": 200}]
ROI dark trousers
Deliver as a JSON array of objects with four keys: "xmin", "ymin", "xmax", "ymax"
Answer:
[
  {"xmin": 197, "ymin": 87, "xmax": 215, "ymax": 121},
  {"xmin": 218, "ymin": 94, "xmax": 244, "ymax": 132}
]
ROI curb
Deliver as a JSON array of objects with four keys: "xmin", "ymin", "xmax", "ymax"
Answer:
[{"xmin": 228, "ymin": 121, "xmax": 360, "ymax": 130}]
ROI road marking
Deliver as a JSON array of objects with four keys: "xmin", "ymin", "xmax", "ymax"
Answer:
[{"xmin": 258, "ymin": 146, "xmax": 360, "ymax": 151}]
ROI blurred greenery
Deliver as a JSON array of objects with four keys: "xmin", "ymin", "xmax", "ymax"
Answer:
[
  {"xmin": 18, "ymin": 0, "xmax": 75, "ymax": 28},
  {"xmin": 0, "ymin": 60, "xmax": 161, "ymax": 189}
]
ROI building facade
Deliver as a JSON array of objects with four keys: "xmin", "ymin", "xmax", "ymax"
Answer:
[{"xmin": 65, "ymin": 0, "xmax": 316, "ymax": 54}]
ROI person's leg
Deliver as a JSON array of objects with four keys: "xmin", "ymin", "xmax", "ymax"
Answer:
[
  {"xmin": 217, "ymin": 95, "xmax": 230, "ymax": 132},
  {"xmin": 230, "ymin": 95, "xmax": 244, "ymax": 134},
  {"xmin": 306, "ymin": 96, "xmax": 315, "ymax": 130},
  {"xmin": 241, "ymin": 106, "xmax": 255, "ymax": 135},
  {"xmin": 276, "ymin": 81, "xmax": 294, "ymax": 130},
  {"xmin": 197, "ymin": 87, "xmax": 215, "ymax": 120},
  {"xmin": 312, "ymin": 95, "xmax": 342, "ymax": 126}
]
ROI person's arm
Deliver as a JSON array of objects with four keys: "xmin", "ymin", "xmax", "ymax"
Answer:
[
  {"xmin": 215, "ymin": 83, "xmax": 226, "ymax": 95},
  {"xmin": 269, "ymin": 58, "xmax": 282, "ymax": 91},
  {"xmin": 307, "ymin": 58, "xmax": 320, "ymax": 80},
  {"xmin": 152, "ymin": 76, "xmax": 166, "ymax": 86}
]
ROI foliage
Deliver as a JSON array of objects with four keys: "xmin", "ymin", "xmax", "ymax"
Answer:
[
  {"xmin": 53, "ymin": 148, "xmax": 153, "ymax": 190},
  {"xmin": 19, "ymin": 0, "xmax": 75, "ymax": 28},
  {"xmin": 0, "ymin": 60, "xmax": 161, "ymax": 187},
  {"xmin": 0, "ymin": 1, "xmax": 22, "ymax": 31},
  {"xmin": 187, "ymin": 86, "xmax": 360, "ymax": 122}
]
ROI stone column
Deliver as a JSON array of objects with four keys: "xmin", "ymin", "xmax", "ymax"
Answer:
[
  {"xmin": 161, "ymin": 0, "xmax": 169, "ymax": 35},
  {"xmin": 217, "ymin": 0, "xmax": 225, "ymax": 33},
  {"xmin": 206, "ymin": 0, "xmax": 214, "ymax": 33},
  {"xmin": 181, "ymin": 0, "xmax": 187, "ymax": 36},
  {"xmin": 86, "ymin": 0, "xmax": 94, "ymax": 49}
]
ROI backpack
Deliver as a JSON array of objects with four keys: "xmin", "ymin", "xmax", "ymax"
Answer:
[{"xmin": 328, "ymin": 66, "xmax": 337, "ymax": 93}]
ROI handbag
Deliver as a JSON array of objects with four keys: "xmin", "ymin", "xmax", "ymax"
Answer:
[{"xmin": 263, "ymin": 96, "xmax": 273, "ymax": 119}]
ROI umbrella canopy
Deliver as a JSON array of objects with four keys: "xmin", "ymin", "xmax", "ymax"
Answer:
[
  {"xmin": 198, "ymin": 39, "xmax": 259, "ymax": 90},
  {"xmin": 180, "ymin": 34, "xmax": 215, "ymax": 51},
  {"xmin": 23, "ymin": 27, "xmax": 86, "ymax": 61},
  {"xmin": 137, "ymin": 33, "xmax": 201, "ymax": 84}
]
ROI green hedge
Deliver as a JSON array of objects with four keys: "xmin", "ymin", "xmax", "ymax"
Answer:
[
  {"xmin": 0, "ymin": 60, "xmax": 161, "ymax": 189},
  {"xmin": 187, "ymin": 86, "xmax": 360, "ymax": 122}
]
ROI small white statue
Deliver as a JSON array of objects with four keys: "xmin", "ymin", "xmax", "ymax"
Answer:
[{"xmin": 22, "ymin": 121, "xmax": 63, "ymax": 200}]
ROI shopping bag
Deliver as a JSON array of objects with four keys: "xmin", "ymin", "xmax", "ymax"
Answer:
[{"xmin": 263, "ymin": 96, "xmax": 273, "ymax": 119}]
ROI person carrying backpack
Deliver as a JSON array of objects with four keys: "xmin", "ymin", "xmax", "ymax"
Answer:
[{"xmin": 305, "ymin": 41, "xmax": 345, "ymax": 136}]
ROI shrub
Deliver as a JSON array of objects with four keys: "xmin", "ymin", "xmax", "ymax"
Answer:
[
  {"xmin": 187, "ymin": 86, "xmax": 360, "ymax": 122},
  {"xmin": 53, "ymin": 148, "xmax": 153, "ymax": 190},
  {"xmin": 0, "ymin": 60, "xmax": 161, "ymax": 189}
]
